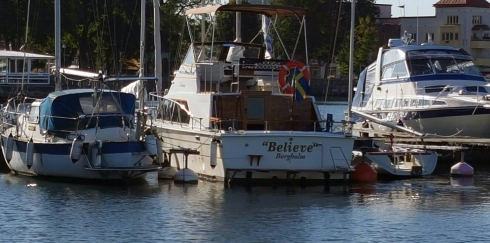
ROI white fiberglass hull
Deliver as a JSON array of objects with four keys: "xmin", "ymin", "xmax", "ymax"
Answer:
[
  {"xmin": 153, "ymin": 123, "xmax": 355, "ymax": 182},
  {"xmin": 1, "ymin": 136, "xmax": 154, "ymax": 180},
  {"xmin": 364, "ymin": 151, "xmax": 438, "ymax": 177}
]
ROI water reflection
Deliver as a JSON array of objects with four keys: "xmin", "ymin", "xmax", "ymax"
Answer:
[{"xmin": 1, "ymin": 172, "xmax": 490, "ymax": 242}]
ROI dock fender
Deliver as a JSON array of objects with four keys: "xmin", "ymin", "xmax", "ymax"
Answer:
[
  {"xmin": 5, "ymin": 134, "xmax": 14, "ymax": 162},
  {"xmin": 210, "ymin": 140, "xmax": 218, "ymax": 168},
  {"xmin": 89, "ymin": 140, "xmax": 102, "ymax": 168},
  {"xmin": 26, "ymin": 138, "xmax": 34, "ymax": 169},
  {"xmin": 145, "ymin": 134, "xmax": 158, "ymax": 156},
  {"xmin": 70, "ymin": 136, "xmax": 84, "ymax": 163}
]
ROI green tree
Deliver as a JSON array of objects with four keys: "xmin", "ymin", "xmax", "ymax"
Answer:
[{"xmin": 337, "ymin": 15, "xmax": 378, "ymax": 77}]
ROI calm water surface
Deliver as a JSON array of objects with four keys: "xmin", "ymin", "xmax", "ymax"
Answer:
[
  {"xmin": 1, "ymin": 171, "xmax": 490, "ymax": 243},
  {"xmin": 2, "ymin": 102, "xmax": 489, "ymax": 242}
]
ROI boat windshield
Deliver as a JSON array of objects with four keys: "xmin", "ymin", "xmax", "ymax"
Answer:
[
  {"xmin": 195, "ymin": 44, "xmax": 223, "ymax": 62},
  {"xmin": 407, "ymin": 50, "xmax": 482, "ymax": 76}
]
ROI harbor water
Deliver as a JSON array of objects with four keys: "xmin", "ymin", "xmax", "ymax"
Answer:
[
  {"xmin": 1, "ymin": 172, "xmax": 490, "ymax": 242},
  {"xmin": 1, "ymin": 102, "xmax": 490, "ymax": 242}
]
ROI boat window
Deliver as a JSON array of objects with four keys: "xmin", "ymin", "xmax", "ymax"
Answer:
[
  {"xmin": 425, "ymin": 85, "xmax": 451, "ymax": 93},
  {"xmin": 455, "ymin": 60, "xmax": 481, "ymax": 76},
  {"xmin": 409, "ymin": 59, "xmax": 433, "ymax": 76},
  {"xmin": 374, "ymin": 99, "xmax": 385, "ymax": 109},
  {"xmin": 384, "ymin": 99, "xmax": 394, "ymax": 108},
  {"xmin": 419, "ymin": 100, "xmax": 431, "ymax": 106},
  {"xmin": 183, "ymin": 46, "xmax": 195, "ymax": 65},
  {"xmin": 402, "ymin": 99, "xmax": 410, "ymax": 107},
  {"xmin": 394, "ymin": 99, "xmax": 402, "ymax": 107},
  {"xmin": 158, "ymin": 99, "xmax": 190, "ymax": 124},
  {"xmin": 196, "ymin": 44, "xmax": 222, "ymax": 62},
  {"xmin": 391, "ymin": 62, "xmax": 408, "ymax": 78},
  {"xmin": 432, "ymin": 100, "xmax": 446, "ymax": 105},
  {"xmin": 243, "ymin": 47, "xmax": 261, "ymax": 59},
  {"xmin": 381, "ymin": 64, "xmax": 394, "ymax": 79},
  {"xmin": 0, "ymin": 59, "xmax": 6, "ymax": 73},
  {"xmin": 411, "ymin": 99, "xmax": 418, "ymax": 107},
  {"xmin": 28, "ymin": 106, "xmax": 39, "ymax": 124},
  {"xmin": 79, "ymin": 96, "xmax": 122, "ymax": 114},
  {"xmin": 226, "ymin": 45, "xmax": 246, "ymax": 63},
  {"xmin": 464, "ymin": 86, "xmax": 488, "ymax": 93}
]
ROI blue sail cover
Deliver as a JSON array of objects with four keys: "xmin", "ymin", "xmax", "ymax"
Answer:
[{"xmin": 39, "ymin": 89, "xmax": 135, "ymax": 134}]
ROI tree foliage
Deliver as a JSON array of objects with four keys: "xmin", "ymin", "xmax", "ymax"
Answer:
[
  {"xmin": 0, "ymin": 0, "xmax": 380, "ymax": 76},
  {"xmin": 337, "ymin": 15, "xmax": 379, "ymax": 77}
]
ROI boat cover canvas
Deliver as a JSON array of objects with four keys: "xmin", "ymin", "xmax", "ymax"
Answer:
[{"xmin": 39, "ymin": 89, "xmax": 135, "ymax": 134}]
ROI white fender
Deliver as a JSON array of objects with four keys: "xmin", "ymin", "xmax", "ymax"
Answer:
[
  {"xmin": 90, "ymin": 140, "xmax": 102, "ymax": 168},
  {"xmin": 5, "ymin": 134, "xmax": 14, "ymax": 162},
  {"xmin": 210, "ymin": 140, "xmax": 217, "ymax": 168},
  {"xmin": 156, "ymin": 138, "xmax": 164, "ymax": 164},
  {"xmin": 145, "ymin": 134, "xmax": 157, "ymax": 156},
  {"xmin": 26, "ymin": 139, "xmax": 34, "ymax": 169},
  {"xmin": 70, "ymin": 136, "xmax": 84, "ymax": 163}
]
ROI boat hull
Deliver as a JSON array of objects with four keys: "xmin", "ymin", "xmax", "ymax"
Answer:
[
  {"xmin": 153, "ymin": 123, "xmax": 355, "ymax": 183},
  {"xmin": 355, "ymin": 107, "xmax": 490, "ymax": 138},
  {"xmin": 364, "ymin": 151, "xmax": 438, "ymax": 177},
  {"xmin": 1, "ymin": 136, "xmax": 154, "ymax": 180}
]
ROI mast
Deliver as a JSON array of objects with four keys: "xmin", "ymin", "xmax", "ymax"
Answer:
[
  {"xmin": 346, "ymin": 0, "xmax": 356, "ymax": 136},
  {"xmin": 236, "ymin": 0, "xmax": 241, "ymax": 42},
  {"xmin": 154, "ymin": 0, "xmax": 162, "ymax": 96},
  {"xmin": 55, "ymin": 0, "xmax": 61, "ymax": 91},
  {"xmin": 201, "ymin": 0, "xmax": 206, "ymax": 42},
  {"xmin": 139, "ymin": 0, "xmax": 146, "ymax": 110}
]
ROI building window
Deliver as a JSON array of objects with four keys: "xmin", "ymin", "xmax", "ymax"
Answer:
[
  {"xmin": 411, "ymin": 33, "xmax": 417, "ymax": 42},
  {"xmin": 447, "ymin": 15, "xmax": 459, "ymax": 24},
  {"xmin": 472, "ymin": 16, "xmax": 482, "ymax": 24},
  {"xmin": 425, "ymin": 33, "xmax": 434, "ymax": 41},
  {"xmin": 441, "ymin": 32, "xmax": 457, "ymax": 41}
]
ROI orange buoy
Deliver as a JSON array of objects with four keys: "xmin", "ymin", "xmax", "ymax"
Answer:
[{"xmin": 351, "ymin": 162, "xmax": 377, "ymax": 183}]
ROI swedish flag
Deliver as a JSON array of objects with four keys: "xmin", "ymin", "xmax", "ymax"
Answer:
[{"xmin": 294, "ymin": 67, "xmax": 310, "ymax": 102}]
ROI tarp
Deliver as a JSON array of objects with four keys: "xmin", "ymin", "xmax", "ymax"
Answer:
[
  {"xmin": 186, "ymin": 4, "xmax": 305, "ymax": 18},
  {"xmin": 39, "ymin": 89, "xmax": 135, "ymax": 134}
]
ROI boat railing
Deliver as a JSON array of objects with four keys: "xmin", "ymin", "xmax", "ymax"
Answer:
[
  {"xmin": 147, "ymin": 92, "xmax": 207, "ymax": 130},
  {"xmin": 0, "ymin": 70, "xmax": 51, "ymax": 84},
  {"xmin": 196, "ymin": 58, "xmax": 288, "ymax": 93},
  {"xmin": 209, "ymin": 117, "xmax": 343, "ymax": 133}
]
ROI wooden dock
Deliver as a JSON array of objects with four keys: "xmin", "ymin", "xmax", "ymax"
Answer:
[{"xmin": 353, "ymin": 127, "xmax": 490, "ymax": 169}]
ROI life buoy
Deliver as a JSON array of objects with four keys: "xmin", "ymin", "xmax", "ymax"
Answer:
[{"xmin": 277, "ymin": 60, "xmax": 310, "ymax": 94}]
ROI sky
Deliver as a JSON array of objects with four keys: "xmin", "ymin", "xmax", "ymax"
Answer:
[{"xmin": 375, "ymin": 0, "xmax": 440, "ymax": 17}]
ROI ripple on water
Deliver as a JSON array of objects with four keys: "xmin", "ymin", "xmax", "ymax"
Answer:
[{"xmin": 1, "ymin": 172, "xmax": 490, "ymax": 242}]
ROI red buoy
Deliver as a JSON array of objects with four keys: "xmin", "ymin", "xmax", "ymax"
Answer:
[{"xmin": 351, "ymin": 162, "xmax": 377, "ymax": 183}]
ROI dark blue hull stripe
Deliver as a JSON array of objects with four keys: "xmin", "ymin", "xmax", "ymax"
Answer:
[
  {"xmin": 379, "ymin": 74, "xmax": 485, "ymax": 85},
  {"xmin": 3, "ymin": 137, "xmax": 146, "ymax": 155}
]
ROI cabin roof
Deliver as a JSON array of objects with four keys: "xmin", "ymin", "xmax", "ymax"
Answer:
[
  {"xmin": 186, "ymin": 4, "xmax": 305, "ymax": 18},
  {"xmin": 390, "ymin": 44, "xmax": 458, "ymax": 52},
  {"xmin": 0, "ymin": 50, "xmax": 54, "ymax": 59},
  {"xmin": 46, "ymin": 89, "xmax": 127, "ymax": 99}
]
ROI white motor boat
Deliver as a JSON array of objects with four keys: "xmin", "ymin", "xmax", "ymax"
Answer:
[
  {"xmin": 0, "ymin": 89, "xmax": 158, "ymax": 180},
  {"xmin": 352, "ymin": 35, "xmax": 490, "ymax": 138},
  {"xmin": 146, "ymin": 4, "xmax": 355, "ymax": 184},
  {"xmin": 353, "ymin": 143, "xmax": 438, "ymax": 177}
]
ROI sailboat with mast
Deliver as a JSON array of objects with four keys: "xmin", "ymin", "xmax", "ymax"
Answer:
[
  {"xmin": 0, "ymin": 0, "xmax": 159, "ymax": 180},
  {"xmin": 145, "ymin": 3, "xmax": 356, "ymax": 184}
]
